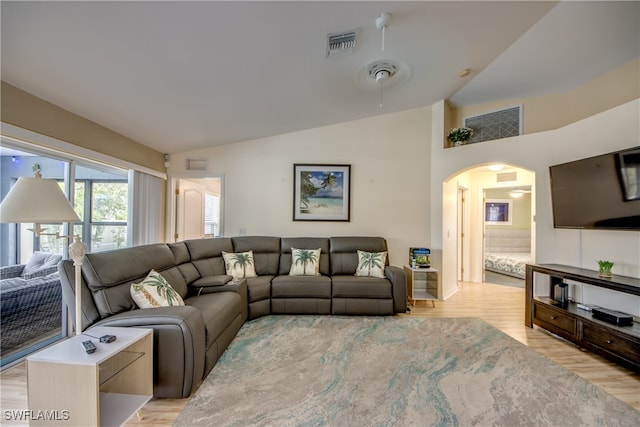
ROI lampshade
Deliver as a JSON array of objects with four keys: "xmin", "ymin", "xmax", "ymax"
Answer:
[{"xmin": 0, "ymin": 176, "xmax": 80, "ymax": 224}]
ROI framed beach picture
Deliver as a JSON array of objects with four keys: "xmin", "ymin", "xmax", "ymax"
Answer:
[
  {"xmin": 485, "ymin": 199, "xmax": 512, "ymax": 225},
  {"xmin": 293, "ymin": 164, "xmax": 351, "ymax": 221}
]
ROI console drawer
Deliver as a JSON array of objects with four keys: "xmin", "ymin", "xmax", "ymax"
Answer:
[
  {"xmin": 582, "ymin": 323, "xmax": 640, "ymax": 364},
  {"xmin": 533, "ymin": 302, "xmax": 576, "ymax": 336}
]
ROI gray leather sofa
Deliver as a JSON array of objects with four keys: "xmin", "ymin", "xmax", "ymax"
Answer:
[{"xmin": 58, "ymin": 236, "xmax": 406, "ymax": 399}]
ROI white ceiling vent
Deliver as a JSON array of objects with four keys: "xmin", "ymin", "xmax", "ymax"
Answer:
[
  {"xmin": 497, "ymin": 172, "xmax": 518, "ymax": 182},
  {"xmin": 326, "ymin": 30, "xmax": 357, "ymax": 57}
]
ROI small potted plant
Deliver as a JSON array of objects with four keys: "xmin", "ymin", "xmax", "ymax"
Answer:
[
  {"xmin": 447, "ymin": 127, "xmax": 474, "ymax": 145},
  {"xmin": 598, "ymin": 260, "xmax": 614, "ymax": 278}
]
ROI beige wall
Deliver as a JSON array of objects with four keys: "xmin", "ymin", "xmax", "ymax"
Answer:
[
  {"xmin": 168, "ymin": 107, "xmax": 433, "ymax": 267},
  {"xmin": 449, "ymin": 57, "xmax": 640, "ymax": 140},
  {"xmin": 485, "ymin": 188, "xmax": 531, "ymax": 230},
  {"xmin": 1, "ymin": 81, "xmax": 166, "ymax": 172},
  {"xmin": 434, "ymin": 99, "xmax": 639, "ymax": 313}
]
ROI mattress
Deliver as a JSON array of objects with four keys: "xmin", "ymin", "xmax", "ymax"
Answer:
[{"xmin": 484, "ymin": 252, "xmax": 531, "ymax": 279}]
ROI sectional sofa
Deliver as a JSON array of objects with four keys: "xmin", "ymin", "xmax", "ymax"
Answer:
[{"xmin": 58, "ymin": 236, "xmax": 407, "ymax": 398}]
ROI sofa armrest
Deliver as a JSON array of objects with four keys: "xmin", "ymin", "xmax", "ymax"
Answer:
[
  {"xmin": 192, "ymin": 278, "xmax": 248, "ymax": 321},
  {"xmin": 0, "ymin": 264, "xmax": 25, "ymax": 280},
  {"xmin": 385, "ymin": 266, "xmax": 407, "ymax": 314},
  {"xmin": 93, "ymin": 305, "xmax": 206, "ymax": 398}
]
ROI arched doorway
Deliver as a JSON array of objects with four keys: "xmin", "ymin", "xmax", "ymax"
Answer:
[{"xmin": 443, "ymin": 163, "xmax": 536, "ymax": 293}]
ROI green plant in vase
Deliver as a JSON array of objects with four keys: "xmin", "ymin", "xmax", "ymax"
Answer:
[
  {"xmin": 597, "ymin": 260, "xmax": 614, "ymax": 277},
  {"xmin": 447, "ymin": 127, "xmax": 474, "ymax": 145}
]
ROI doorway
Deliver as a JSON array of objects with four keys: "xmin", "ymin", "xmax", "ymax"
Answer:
[
  {"xmin": 445, "ymin": 164, "xmax": 535, "ymax": 289},
  {"xmin": 167, "ymin": 175, "xmax": 223, "ymax": 242},
  {"xmin": 457, "ymin": 185, "xmax": 469, "ymax": 282},
  {"xmin": 483, "ymin": 185, "xmax": 532, "ymax": 288}
]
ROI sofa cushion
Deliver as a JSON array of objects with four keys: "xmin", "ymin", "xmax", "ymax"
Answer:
[
  {"xmin": 84, "ymin": 243, "xmax": 177, "ymax": 318},
  {"xmin": 329, "ymin": 237, "xmax": 389, "ymax": 276},
  {"xmin": 131, "ymin": 270, "xmax": 185, "ymax": 309},
  {"xmin": 223, "ymin": 251, "xmax": 257, "ymax": 279},
  {"xmin": 185, "ymin": 292, "xmax": 242, "ymax": 349},
  {"xmin": 22, "ymin": 252, "xmax": 62, "ymax": 278},
  {"xmin": 271, "ymin": 275, "xmax": 331, "ymax": 298},
  {"xmin": 279, "ymin": 237, "xmax": 330, "ymax": 276},
  {"xmin": 185, "ymin": 238, "xmax": 233, "ymax": 277},
  {"xmin": 332, "ymin": 275, "xmax": 392, "ymax": 299},
  {"xmin": 245, "ymin": 276, "xmax": 273, "ymax": 303},
  {"xmin": 232, "ymin": 236, "xmax": 281, "ymax": 276},
  {"xmin": 355, "ymin": 251, "xmax": 387, "ymax": 278},
  {"xmin": 289, "ymin": 248, "xmax": 321, "ymax": 276}
]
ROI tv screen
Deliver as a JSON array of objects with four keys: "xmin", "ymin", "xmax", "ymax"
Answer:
[{"xmin": 549, "ymin": 147, "xmax": 640, "ymax": 231}]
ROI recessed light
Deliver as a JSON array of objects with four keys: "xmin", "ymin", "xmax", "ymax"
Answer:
[
  {"xmin": 488, "ymin": 164, "xmax": 504, "ymax": 171},
  {"xmin": 458, "ymin": 68, "xmax": 471, "ymax": 78}
]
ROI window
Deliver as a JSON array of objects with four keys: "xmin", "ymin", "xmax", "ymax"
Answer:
[
  {"xmin": 204, "ymin": 192, "xmax": 220, "ymax": 237},
  {"xmin": 0, "ymin": 143, "xmax": 129, "ymax": 367}
]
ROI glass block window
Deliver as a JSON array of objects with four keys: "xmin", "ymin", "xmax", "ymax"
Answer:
[{"xmin": 464, "ymin": 105, "xmax": 522, "ymax": 143}]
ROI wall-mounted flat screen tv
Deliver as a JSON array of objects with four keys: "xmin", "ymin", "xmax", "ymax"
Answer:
[{"xmin": 549, "ymin": 146, "xmax": 640, "ymax": 231}]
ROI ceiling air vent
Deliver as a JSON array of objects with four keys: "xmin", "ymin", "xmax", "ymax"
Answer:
[
  {"xmin": 497, "ymin": 172, "xmax": 518, "ymax": 183},
  {"xmin": 326, "ymin": 30, "xmax": 357, "ymax": 58}
]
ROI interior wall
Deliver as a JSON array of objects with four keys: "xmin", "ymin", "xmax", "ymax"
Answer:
[
  {"xmin": 484, "ymin": 188, "xmax": 531, "ymax": 230},
  {"xmin": 0, "ymin": 81, "xmax": 166, "ymax": 173},
  {"xmin": 168, "ymin": 107, "xmax": 432, "ymax": 267},
  {"xmin": 450, "ymin": 58, "xmax": 640, "ymax": 137},
  {"xmin": 433, "ymin": 99, "xmax": 640, "ymax": 313}
]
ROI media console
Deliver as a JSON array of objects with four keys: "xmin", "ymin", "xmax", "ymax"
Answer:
[{"xmin": 525, "ymin": 263, "xmax": 640, "ymax": 373}]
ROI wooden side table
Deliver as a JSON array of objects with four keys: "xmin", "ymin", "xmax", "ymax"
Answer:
[
  {"xmin": 405, "ymin": 266, "xmax": 438, "ymax": 307},
  {"xmin": 27, "ymin": 326, "xmax": 152, "ymax": 426}
]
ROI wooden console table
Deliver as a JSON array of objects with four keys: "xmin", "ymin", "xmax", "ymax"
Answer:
[{"xmin": 525, "ymin": 263, "xmax": 640, "ymax": 373}]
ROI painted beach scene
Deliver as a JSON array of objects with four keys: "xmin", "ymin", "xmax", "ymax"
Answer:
[{"xmin": 299, "ymin": 170, "xmax": 345, "ymax": 216}]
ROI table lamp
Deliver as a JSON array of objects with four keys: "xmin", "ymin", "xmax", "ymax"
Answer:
[{"xmin": 0, "ymin": 169, "xmax": 87, "ymax": 334}]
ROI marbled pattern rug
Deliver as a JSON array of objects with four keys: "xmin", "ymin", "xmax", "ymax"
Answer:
[{"xmin": 174, "ymin": 316, "xmax": 640, "ymax": 426}]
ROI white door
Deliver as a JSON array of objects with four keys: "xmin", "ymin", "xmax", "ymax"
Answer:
[
  {"xmin": 457, "ymin": 186, "xmax": 468, "ymax": 282},
  {"xmin": 176, "ymin": 179, "xmax": 205, "ymax": 241}
]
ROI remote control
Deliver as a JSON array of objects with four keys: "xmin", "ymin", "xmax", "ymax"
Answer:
[
  {"xmin": 100, "ymin": 334, "xmax": 116, "ymax": 343},
  {"xmin": 82, "ymin": 340, "xmax": 96, "ymax": 354}
]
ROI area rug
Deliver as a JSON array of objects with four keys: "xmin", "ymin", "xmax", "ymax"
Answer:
[{"xmin": 174, "ymin": 316, "xmax": 640, "ymax": 426}]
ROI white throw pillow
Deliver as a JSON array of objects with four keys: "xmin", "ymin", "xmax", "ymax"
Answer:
[
  {"xmin": 222, "ymin": 251, "xmax": 257, "ymax": 279},
  {"xmin": 289, "ymin": 248, "xmax": 321, "ymax": 276},
  {"xmin": 355, "ymin": 250, "xmax": 387, "ymax": 278},
  {"xmin": 130, "ymin": 270, "xmax": 185, "ymax": 309}
]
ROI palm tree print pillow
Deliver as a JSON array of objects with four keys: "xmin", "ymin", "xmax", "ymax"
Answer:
[
  {"xmin": 289, "ymin": 248, "xmax": 321, "ymax": 276},
  {"xmin": 222, "ymin": 251, "xmax": 257, "ymax": 279},
  {"xmin": 130, "ymin": 269, "xmax": 185, "ymax": 309},
  {"xmin": 355, "ymin": 250, "xmax": 387, "ymax": 278}
]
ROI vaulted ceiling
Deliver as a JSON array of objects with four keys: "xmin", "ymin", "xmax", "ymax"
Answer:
[{"xmin": 2, "ymin": 1, "xmax": 638, "ymax": 154}]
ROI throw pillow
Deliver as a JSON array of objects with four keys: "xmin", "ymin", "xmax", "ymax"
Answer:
[
  {"xmin": 355, "ymin": 250, "xmax": 387, "ymax": 278},
  {"xmin": 130, "ymin": 270, "xmax": 185, "ymax": 309},
  {"xmin": 22, "ymin": 252, "xmax": 63, "ymax": 278},
  {"xmin": 289, "ymin": 248, "xmax": 321, "ymax": 276},
  {"xmin": 222, "ymin": 251, "xmax": 257, "ymax": 279}
]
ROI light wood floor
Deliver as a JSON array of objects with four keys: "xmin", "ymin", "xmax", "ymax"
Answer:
[{"xmin": 1, "ymin": 281, "xmax": 638, "ymax": 426}]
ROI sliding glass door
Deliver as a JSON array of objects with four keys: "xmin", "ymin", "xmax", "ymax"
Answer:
[{"xmin": 0, "ymin": 141, "xmax": 129, "ymax": 367}]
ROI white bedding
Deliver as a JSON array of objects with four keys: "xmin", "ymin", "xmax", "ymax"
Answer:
[{"xmin": 484, "ymin": 252, "xmax": 531, "ymax": 279}]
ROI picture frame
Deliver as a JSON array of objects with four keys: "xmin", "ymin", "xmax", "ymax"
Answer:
[
  {"xmin": 293, "ymin": 164, "xmax": 351, "ymax": 221},
  {"xmin": 617, "ymin": 149, "xmax": 640, "ymax": 201},
  {"xmin": 485, "ymin": 199, "xmax": 512, "ymax": 225}
]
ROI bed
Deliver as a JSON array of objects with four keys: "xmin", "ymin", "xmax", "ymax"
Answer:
[{"xmin": 484, "ymin": 228, "xmax": 531, "ymax": 279}]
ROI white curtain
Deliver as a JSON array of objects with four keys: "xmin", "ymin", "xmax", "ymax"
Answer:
[{"xmin": 129, "ymin": 170, "xmax": 164, "ymax": 245}]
